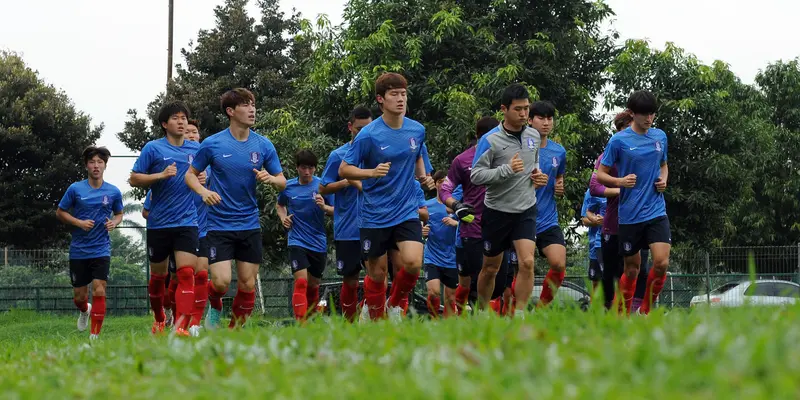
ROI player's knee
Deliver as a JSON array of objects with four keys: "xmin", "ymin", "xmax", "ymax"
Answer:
[
  {"xmin": 623, "ymin": 265, "xmax": 639, "ymax": 279},
  {"xmin": 518, "ymin": 258, "xmax": 534, "ymax": 273},
  {"xmin": 369, "ymin": 270, "xmax": 387, "ymax": 284},
  {"xmin": 93, "ymin": 287, "xmax": 106, "ymax": 297},
  {"xmin": 73, "ymin": 292, "xmax": 88, "ymax": 302},
  {"xmin": 482, "ymin": 263, "xmax": 500, "ymax": 276},
  {"xmin": 653, "ymin": 257, "xmax": 669, "ymax": 275},
  {"xmin": 238, "ymin": 279, "xmax": 256, "ymax": 292},
  {"xmin": 427, "ymin": 287, "xmax": 440, "ymax": 297},
  {"xmin": 343, "ymin": 276, "xmax": 359, "ymax": 288}
]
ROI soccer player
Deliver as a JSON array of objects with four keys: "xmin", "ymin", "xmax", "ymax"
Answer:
[
  {"xmin": 319, "ymin": 106, "xmax": 372, "ymax": 322},
  {"xmin": 421, "ymin": 171, "xmax": 459, "ymax": 318},
  {"xmin": 141, "ymin": 191, "xmax": 177, "ymax": 327},
  {"xmin": 471, "ymin": 84, "xmax": 548, "ymax": 316},
  {"xmin": 184, "ymin": 119, "xmax": 210, "ymax": 334},
  {"xmin": 130, "ymin": 101, "xmax": 200, "ymax": 336},
  {"xmin": 56, "ymin": 146, "xmax": 123, "ymax": 340},
  {"xmin": 339, "ymin": 72, "xmax": 434, "ymax": 322},
  {"xmin": 528, "ymin": 101, "xmax": 567, "ymax": 306},
  {"xmin": 187, "ymin": 88, "xmax": 286, "ymax": 328},
  {"xmin": 439, "ymin": 116, "xmax": 499, "ymax": 314},
  {"xmin": 596, "ymin": 91, "xmax": 671, "ymax": 315},
  {"xmin": 580, "ymin": 189, "xmax": 606, "ymax": 295},
  {"xmin": 277, "ymin": 149, "xmax": 334, "ymax": 322}
]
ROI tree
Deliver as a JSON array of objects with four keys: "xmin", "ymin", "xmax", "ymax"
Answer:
[{"xmin": 0, "ymin": 51, "xmax": 103, "ymax": 248}]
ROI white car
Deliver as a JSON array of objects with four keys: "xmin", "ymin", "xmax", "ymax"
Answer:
[{"xmin": 690, "ymin": 280, "xmax": 800, "ymax": 307}]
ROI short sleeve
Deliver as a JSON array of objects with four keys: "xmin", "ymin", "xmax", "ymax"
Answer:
[
  {"xmin": 558, "ymin": 150, "xmax": 567, "ymax": 176},
  {"xmin": 661, "ymin": 134, "xmax": 668, "ymax": 163},
  {"xmin": 143, "ymin": 190, "xmax": 152, "ymax": 211},
  {"xmin": 417, "ymin": 185, "xmax": 426, "ymax": 208},
  {"xmin": 600, "ymin": 137, "xmax": 619, "ymax": 167},
  {"xmin": 420, "ymin": 143, "xmax": 433, "ymax": 174},
  {"xmin": 321, "ymin": 152, "xmax": 342, "ymax": 186},
  {"xmin": 343, "ymin": 132, "xmax": 370, "ymax": 166},
  {"xmin": 277, "ymin": 190, "xmax": 288, "ymax": 206},
  {"xmin": 262, "ymin": 140, "xmax": 283, "ymax": 175},
  {"xmin": 58, "ymin": 185, "xmax": 74, "ymax": 211},
  {"xmin": 192, "ymin": 141, "xmax": 212, "ymax": 172},
  {"xmin": 132, "ymin": 142, "xmax": 155, "ymax": 174},
  {"xmin": 324, "ymin": 194, "xmax": 335, "ymax": 206},
  {"xmin": 112, "ymin": 189, "xmax": 124, "ymax": 214}
]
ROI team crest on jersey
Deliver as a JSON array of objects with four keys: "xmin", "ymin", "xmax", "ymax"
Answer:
[
  {"xmin": 249, "ymin": 152, "xmax": 260, "ymax": 165},
  {"xmin": 337, "ymin": 260, "xmax": 344, "ymax": 271},
  {"xmin": 409, "ymin": 137, "xmax": 418, "ymax": 151},
  {"xmin": 188, "ymin": 154, "xmax": 194, "ymax": 164},
  {"xmin": 312, "ymin": 192, "xmax": 318, "ymax": 200},
  {"xmin": 209, "ymin": 247, "xmax": 217, "ymax": 260},
  {"xmin": 552, "ymin": 156, "xmax": 558, "ymax": 168},
  {"xmin": 527, "ymin": 137, "xmax": 535, "ymax": 150},
  {"xmin": 655, "ymin": 141, "xmax": 662, "ymax": 152},
  {"xmin": 363, "ymin": 239, "xmax": 371, "ymax": 251},
  {"xmin": 623, "ymin": 242, "xmax": 632, "ymax": 252},
  {"xmin": 102, "ymin": 195, "xmax": 109, "ymax": 205}
]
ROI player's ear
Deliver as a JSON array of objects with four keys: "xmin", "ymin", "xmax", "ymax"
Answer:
[{"xmin": 375, "ymin": 95, "xmax": 384, "ymax": 105}]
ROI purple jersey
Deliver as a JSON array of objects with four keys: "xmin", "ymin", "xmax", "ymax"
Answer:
[
  {"xmin": 589, "ymin": 153, "xmax": 619, "ymax": 235},
  {"xmin": 438, "ymin": 146, "xmax": 485, "ymax": 239}
]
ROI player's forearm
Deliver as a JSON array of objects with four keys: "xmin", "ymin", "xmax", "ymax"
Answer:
[
  {"xmin": 660, "ymin": 163, "xmax": 668, "ymax": 182},
  {"xmin": 55, "ymin": 209, "xmax": 81, "ymax": 228},
  {"xmin": 324, "ymin": 205, "xmax": 334, "ymax": 216},
  {"xmin": 270, "ymin": 174, "xmax": 287, "ymax": 191},
  {"xmin": 184, "ymin": 170, "xmax": 207, "ymax": 196},
  {"xmin": 415, "ymin": 157, "xmax": 427, "ymax": 179},
  {"xmin": 275, "ymin": 204, "xmax": 289, "ymax": 220},
  {"xmin": 581, "ymin": 217, "xmax": 592, "ymax": 226},
  {"xmin": 339, "ymin": 163, "xmax": 373, "ymax": 180},
  {"xmin": 319, "ymin": 180, "xmax": 349, "ymax": 195},
  {"xmin": 129, "ymin": 172, "xmax": 163, "ymax": 188},
  {"xmin": 595, "ymin": 167, "xmax": 620, "ymax": 188},
  {"xmin": 348, "ymin": 180, "xmax": 363, "ymax": 192},
  {"xmin": 111, "ymin": 213, "xmax": 123, "ymax": 226},
  {"xmin": 418, "ymin": 208, "xmax": 429, "ymax": 223}
]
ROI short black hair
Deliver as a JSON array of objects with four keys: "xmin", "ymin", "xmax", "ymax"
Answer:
[
  {"xmin": 476, "ymin": 116, "xmax": 499, "ymax": 139},
  {"xmin": 626, "ymin": 91, "xmax": 658, "ymax": 115},
  {"xmin": 530, "ymin": 101, "xmax": 555, "ymax": 118},
  {"xmin": 220, "ymin": 88, "xmax": 255, "ymax": 118},
  {"xmin": 295, "ymin": 149, "xmax": 318, "ymax": 168},
  {"xmin": 157, "ymin": 101, "xmax": 191, "ymax": 134},
  {"xmin": 349, "ymin": 106, "xmax": 373, "ymax": 123},
  {"xmin": 82, "ymin": 146, "xmax": 111, "ymax": 165},
  {"xmin": 500, "ymin": 84, "xmax": 530, "ymax": 108},
  {"xmin": 433, "ymin": 170, "xmax": 447, "ymax": 182}
]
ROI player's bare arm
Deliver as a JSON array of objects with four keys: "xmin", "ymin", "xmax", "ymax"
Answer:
[
  {"xmin": 185, "ymin": 166, "xmax": 221, "ymax": 206},
  {"xmin": 655, "ymin": 162, "xmax": 668, "ymax": 192},
  {"xmin": 129, "ymin": 162, "xmax": 177, "ymax": 188},
  {"xmin": 253, "ymin": 169, "xmax": 287, "ymax": 191},
  {"xmin": 339, "ymin": 161, "xmax": 389, "ymax": 180},
  {"xmin": 105, "ymin": 212, "xmax": 123, "ymax": 232},
  {"xmin": 314, "ymin": 194, "xmax": 334, "ymax": 216},
  {"xmin": 275, "ymin": 203, "xmax": 293, "ymax": 229},
  {"xmin": 56, "ymin": 208, "xmax": 94, "ymax": 232},
  {"xmin": 597, "ymin": 164, "xmax": 636, "ymax": 188},
  {"xmin": 318, "ymin": 179, "xmax": 350, "ymax": 195},
  {"xmin": 416, "ymin": 156, "xmax": 435, "ymax": 190},
  {"xmin": 554, "ymin": 175, "xmax": 565, "ymax": 197}
]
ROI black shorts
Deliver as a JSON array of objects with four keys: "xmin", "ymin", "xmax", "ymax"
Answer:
[
  {"xmin": 424, "ymin": 264, "xmax": 458, "ymax": 289},
  {"xmin": 618, "ymin": 216, "xmax": 671, "ymax": 256},
  {"xmin": 456, "ymin": 238, "xmax": 484, "ymax": 277},
  {"xmin": 197, "ymin": 236, "xmax": 210, "ymax": 259},
  {"xmin": 536, "ymin": 225, "xmax": 566, "ymax": 255},
  {"xmin": 206, "ymin": 229, "xmax": 262, "ymax": 264},
  {"xmin": 481, "ymin": 205, "xmax": 537, "ymax": 257},
  {"xmin": 289, "ymin": 246, "xmax": 326, "ymax": 279},
  {"xmin": 506, "ymin": 249, "xmax": 517, "ymax": 288},
  {"xmin": 69, "ymin": 257, "xmax": 110, "ymax": 287},
  {"xmin": 360, "ymin": 219, "xmax": 423, "ymax": 259},
  {"xmin": 146, "ymin": 227, "xmax": 199, "ymax": 263},
  {"xmin": 588, "ymin": 259, "xmax": 602, "ymax": 281},
  {"xmin": 335, "ymin": 240, "xmax": 363, "ymax": 277},
  {"xmin": 168, "ymin": 254, "xmax": 176, "ymax": 274}
]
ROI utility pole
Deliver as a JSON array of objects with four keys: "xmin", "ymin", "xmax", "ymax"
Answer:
[{"xmin": 167, "ymin": 0, "xmax": 174, "ymax": 95}]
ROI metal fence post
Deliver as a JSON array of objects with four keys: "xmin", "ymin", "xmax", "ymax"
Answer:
[
  {"xmin": 35, "ymin": 288, "xmax": 41, "ymax": 311},
  {"xmin": 797, "ymin": 243, "xmax": 800, "ymax": 284},
  {"xmin": 3, "ymin": 247, "xmax": 7, "ymax": 267},
  {"xmin": 705, "ymin": 251, "xmax": 711, "ymax": 302}
]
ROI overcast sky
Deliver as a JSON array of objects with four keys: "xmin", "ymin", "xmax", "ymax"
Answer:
[{"xmin": 3, "ymin": 0, "xmax": 799, "ymax": 232}]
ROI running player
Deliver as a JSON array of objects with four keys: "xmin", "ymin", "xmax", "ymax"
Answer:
[
  {"xmin": 596, "ymin": 91, "xmax": 670, "ymax": 315},
  {"xmin": 580, "ymin": 189, "xmax": 606, "ymax": 295},
  {"xmin": 277, "ymin": 149, "xmax": 334, "ymax": 322},
  {"xmin": 339, "ymin": 72, "xmax": 434, "ymax": 322},
  {"xmin": 421, "ymin": 171, "xmax": 459, "ymax": 318},
  {"xmin": 471, "ymin": 84, "xmax": 548, "ymax": 315},
  {"xmin": 528, "ymin": 101, "xmax": 567, "ymax": 306},
  {"xmin": 56, "ymin": 146, "xmax": 123, "ymax": 340},
  {"xmin": 319, "ymin": 106, "xmax": 372, "ymax": 322},
  {"xmin": 130, "ymin": 101, "xmax": 199, "ymax": 336},
  {"xmin": 184, "ymin": 119, "xmax": 210, "ymax": 335},
  {"xmin": 187, "ymin": 88, "xmax": 286, "ymax": 328},
  {"xmin": 438, "ymin": 116, "xmax": 499, "ymax": 313},
  {"xmin": 141, "ymin": 191, "xmax": 177, "ymax": 327}
]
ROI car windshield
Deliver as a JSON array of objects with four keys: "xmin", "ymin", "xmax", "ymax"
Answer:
[{"xmin": 710, "ymin": 283, "xmax": 738, "ymax": 294}]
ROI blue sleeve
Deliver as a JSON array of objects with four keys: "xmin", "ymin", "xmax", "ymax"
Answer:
[
  {"xmin": 662, "ymin": 134, "xmax": 668, "ymax": 163},
  {"xmin": 277, "ymin": 190, "xmax": 288, "ymax": 206},
  {"xmin": 453, "ymin": 185, "xmax": 463, "ymax": 202},
  {"xmin": 143, "ymin": 190, "xmax": 152, "ymax": 210},
  {"xmin": 417, "ymin": 184, "xmax": 426, "ymax": 208},
  {"xmin": 558, "ymin": 150, "xmax": 567, "ymax": 176},
  {"xmin": 600, "ymin": 137, "xmax": 618, "ymax": 167},
  {"xmin": 132, "ymin": 143, "xmax": 155, "ymax": 174},
  {"xmin": 324, "ymin": 194, "xmax": 335, "ymax": 206},
  {"xmin": 421, "ymin": 144, "xmax": 433, "ymax": 174},
  {"xmin": 472, "ymin": 136, "xmax": 491, "ymax": 168},
  {"xmin": 321, "ymin": 152, "xmax": 341, "ymax": 186},
  {"xmin": 58, "ymin": 185, "xmax": 74, "ymax": 211},
  {"xmin": 192, "ymin": 141, "xmax": 212, "ymax": 172},
  {"xmin": 262, "ymin": 140, "xmax": 283, "ymax": 175},
  {"xmin": 343, "ymin": 132, "xmax": 370, "ymax": 166},
  {"xmin": 112, "ymin": 189, "xmax": 124, "ymax": 214},
  {"xmin": 580, "ymin": 192, "xmax": 590, "ymax": 217}
]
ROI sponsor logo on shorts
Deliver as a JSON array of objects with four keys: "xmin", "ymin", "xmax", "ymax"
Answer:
[
  {"xmin": 409, "ymin": 137, "xmax": 418, "ymax": 151},
  {"xmin": 510, "ymin": 251, "xmax": 518, "ymax": 262},
  {"xmin": 599, "ymin": 262, "xmax": 604, "ymax": 272},
  {"xmin": 148, "ymin": 247, "xmax": 153, "ymax": 256},
  {"xmin": 655, "ymin": 141, "xmax": 662, "ymax": 152},
  {"xmin": 291, "ymin": 260, "xmax": 298, "ymax": 270},
  {"xmin": 604, "ymin": 234, "xmax": 611, "ymax": 242},
  {"xmin": 102, "ymin": 195, "xmax": 109, "ymax": 205},
  {"xmin": 483, "ymin": 241, "xmax": 491, "ymax": 251},
  {"xmin": 527, "ymin": 137, "xmax": 535, "ymax": 150},
  {"xmin": 457, "ymin": 263, "xmax": 463, "ymax": 272},
  {"xmin": 249, "ymin": 152, "xmax": 260, "ymax": 165},
  {"xmin": 209, "ymin": 247, "xmax": 217, "ymax": 260},
  {"xmin": 337, "ymin": 260, "xmax": 344, "ymax": 271},
  {"xmin": 623, "ymin": 242, "xmax": 632, "ymax": 252},
  {"xmin": 589, "ymin": 268, "xmax": 596, "ymax": 278},
  {"xmin": 363, "ymin": 239, "xmax": 371, "ymax": 251}
]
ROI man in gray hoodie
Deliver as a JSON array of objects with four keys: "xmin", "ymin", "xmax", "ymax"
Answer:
[{"xmin": 471, "ymin": 84, "xmax": 548, "ymax": 316}]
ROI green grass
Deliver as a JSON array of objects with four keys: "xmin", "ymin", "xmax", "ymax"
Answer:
[{"xmin": 1, "ymin": 306, "xmax": 799, "ymax": 399}]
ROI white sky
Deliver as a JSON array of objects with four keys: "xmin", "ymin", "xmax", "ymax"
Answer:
[{"xmin": 2, "ymin": 0, "xmax": 799, "ymax": 233}]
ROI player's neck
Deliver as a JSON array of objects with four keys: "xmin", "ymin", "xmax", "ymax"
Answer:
[
  {"xmin": 540, "ymin": 135, "xmax": 549, "ymax": 148},
  {"xmin": 436, "ymin": 192, "xmax": 443, "ymax": 204},
  {"xmin": 229, "ymin": 122, "xmax": 251, "ymax": 141},
  {"xmin": 166, "ymin": 133, "xmax": 184, "ymax": 147},
  {"xmin": 87, "ymin": 177, "xmax": 103, "ymax": 189},
  {"xmin": 382, "ymin": 112, "xmax": 404, "ymax": 129},
  {"xmin": 298, "ymin": 176, "xmax": 312, "ymax": 185},
  {"xmin": 631, "ymin": 123, "xmax": 648, "ymax": 135},
  {"xmin": 502, "ymin": 121, "xmax": 523, "ymax": 133}
]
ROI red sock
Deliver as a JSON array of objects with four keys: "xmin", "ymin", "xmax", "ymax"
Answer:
[
  {"xmin": 90, "ymin": 295, "xmax": 106, "ymax": 335},
  {"xmin": 190, "ymin": 270, "xmax": 209, "ymax": 326},
  {"xmin": 168, "ymin": 279, "xmax": 178, "ymax": 318},
  {"xmin": 489, "ymin": 298, "xmax": 502, "ymax": 314},
  {"xmin": 207, "ymin": 280, "xmax": 225, "ymax": 311},
  {"xmin": 74, "ymin": 298, "xmax": 88, "ymax": 313},
  {"xmin": 454, "ymin": 285, "xmax": 470, "ymax": 315},
  {"xmin": 364, "ymin": 275, "xmax": 387, "ymax": 320},
  {"xmin": 162, "ymin": 275, "xmax": 171, "ymax": 311},
  {"xmin": 292, "ymin": 278, "xmax": 308, "ymax": 321},
  {"xmin": 613, "ymin": 274, "xmax": 637, "ymax": 315},
  {"xmin": 306, "ymin": 284, "xmax": 320, "ymax": 317},
  {"xmin": 175, "ymin": 266, "xmax": 195, "ymax": 329},
  {"xmin": 539, "ymin": 269, "xmax": 565, "ymax": 306},
  {"xmin": 427, "ymin": 295, "xmax": 441, "ymax": 318},
  {"xmin": 340, "ymin": 282, "xmax": 359, "ymax": 322},
  {"xmin": 443, "ymin": 300, "xmax": 456, "ymax": 318},
  {"xmin": 228, "ymin": 289, "xmax": 256, "ymax": 328},
  {"xmin": 640, "ymin": 269, "xmax": 667, "ymax": 314},
  {"xmin": 388, "ymin": 268, "xmax": 419, "ymax": 308},
  {"xmin": 148, "ymin": 273, "xmax": 167, "ymax": 322}
]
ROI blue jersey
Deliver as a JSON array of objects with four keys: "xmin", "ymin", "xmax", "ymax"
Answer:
[
  {"xmin": 580, "ymin": 189, "xmax": 607, "ymax": 260},
  {"xmin": 415, "ymin": 180, "xmax": 426, "ymax": 208},
  {"xmin": 321, "ymin": 143, "xmax": 360, "ymax": 241},
  {"xmin": 452, "ymin": 185, "xmax": 464, "ymax": 248},
  {"xmin": 600, "ymin": 127, "xmax": 668, "ymax": 225},
  {"xmin": 132, "ymin": 138, "xmax": 200, "ymax": 229},
  {"xmin": 192, "ymin": 128, "xmax": 283, "ymax": 231},
  {"xmin": 421, "ymin": 143, "xmax": 433, "ymax": 174},
  {"xmin": 58, "ymin": 180, "xmax": 124, "ymax": 259},
  {"xmin": 143, "ymin": 190, "xmax": 152, "ymax": 211},
  {"xmin": 194, "ymin": 168, "xmax": 210, "ymax": 238},
  {"xmin": 277, "ymin": 177, "xmax": 332, "ymax": 253},
  {"xmin": 535, "ymin": 140, "xmax": 567, "ymax": 234},
  {"xmin": 423, "ymin": 199, "xmax": 457, "ymax": 268},
  {"xmin": 342, "ymin": 116, "xmax": 426, "ymax": 228}
]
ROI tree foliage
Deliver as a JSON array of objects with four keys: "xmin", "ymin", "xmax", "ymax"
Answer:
[{"xmin": 0, "ymin": 51, "xmax": 103, "ymax": 248}]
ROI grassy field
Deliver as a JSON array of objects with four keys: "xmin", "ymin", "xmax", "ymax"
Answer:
[{"xmin": 1, "ymin": 305, "xmax": 799, "ymax": 399}]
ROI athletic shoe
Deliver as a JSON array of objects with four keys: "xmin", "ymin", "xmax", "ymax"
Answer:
[
  {"xmin": 513, "ymin": 309, "xmax": 525, "ymax": 319},
  {"xmin": 89, "ymin": 334, "xmax": 99, "ymax": 341},
  {"xmin": 189, "ymin": 325, "xmax": 201, "ymax": 337},
  {"xmin": 175, "ymin": 328, "xmax": 190, "ymax": 337},
  {"xmin": 151, "ymin": 321, "xmax": 166, "ymax": 335},
  {"xmin": 387, "ymin": 300, "xmax": 403, "ymax": 323},
  {"xmin": 205, "ymin": 307, "xmax": 221, "ymax": 330},
  {"xmin": 164, "ymin": 309, "xmax": 174, "ymax": 328},
  {"xmin": 358, "ymin": 301, "xmax": 370, "ymax": 324},
  {"xmin": 77, "ymin": 303, "xmax": 92, "ymax": 332}
]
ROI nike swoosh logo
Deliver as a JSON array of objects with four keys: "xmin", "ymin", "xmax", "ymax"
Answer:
[
  {"xmin": 381, "ymin": 146, "xmax": 390, "ymax": 150},
  {"xmin": 80, "ymin": 197, "xmax": 88, "ymax": 200},
  {"xmin": 467, "ymin": 167, "xmax": 472, "ymax": 171},
  {"xmin": 163, "ymin": 157, "xmax": 172, "ymax": 160},
  {"xmin": 223, "ymin": 154, "xmax": 233, "ymax": 158},
  {"xmin": 291, "ymin": 196, "xmax": 298, "ymax": 199},
  {"xmin": 180, "ymin": 291, "xmax": 193, "ymax": 294},
  {"xmin": 629, "ymin": 147, "xmax": 637, "ymax": 150}
]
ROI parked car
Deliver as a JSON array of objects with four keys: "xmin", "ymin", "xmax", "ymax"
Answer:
[{"xmin": 690, "ymin": 279, "xmax": 800, "ymax": 307}]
